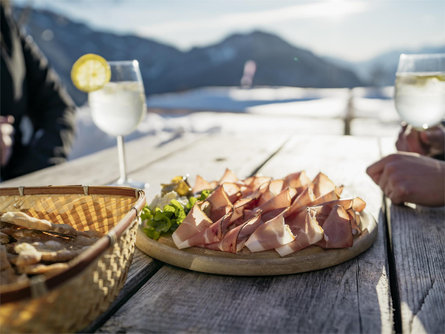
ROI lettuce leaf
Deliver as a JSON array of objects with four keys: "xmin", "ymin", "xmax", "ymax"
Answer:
[{"xmin": 141, "ymin": 189, "xmax": 211, "ymax": 240}]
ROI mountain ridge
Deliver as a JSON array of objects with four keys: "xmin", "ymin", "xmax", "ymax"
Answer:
[
  {"xmin": 12, "ymin": 6, "xmax": 444, "ymax": 107},
  {"xmin": 13, "ymin": 6, "xmax": 365, "ymax": 106}
]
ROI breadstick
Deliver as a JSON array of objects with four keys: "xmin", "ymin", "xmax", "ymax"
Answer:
[
  {"xmin": 17, "ymin": 262, "xmax": 69, "ymax": 276},
  {"xmin": 13, "ymin": 243, "xmax": 42, "ymax": 266},
  {"xmin": 39, "ymin": 246, "xmax": 89, "ymax": 262},
  {"xmin": 0, "ymin": 212, "xmax": 77, "ymax": 236}
]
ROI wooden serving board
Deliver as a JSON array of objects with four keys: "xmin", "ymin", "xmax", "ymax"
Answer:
[{"xmin": 136, "ymin": 211, "xmax": 378, "ymax": 276}]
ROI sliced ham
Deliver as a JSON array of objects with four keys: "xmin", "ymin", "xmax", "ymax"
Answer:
[
  {"xmin": 257, "ymin": 179, "xmax": 284, "ymax": 206},
  {"xmin": 258, "ymin": 188, "xmax": 292, "ymax": 214},
  {"xmin": 219, "ymin": 214, "xmax": 262, "ymax": 253},
  {"xmin": 219, "ymin": 168, "xmax": 239, "ymax": 184},
  {"xmin": 257, "ymin": 184, "xmax": 297, "ymax": 207},
  {"xmin": 275, "ymin": 208, "xmax": 324, "ymax": 257},
  {"xmin": 245, "ymin": 212, "xmax": 294, "ymax": 252},
  {"xmin": 309, "ymin": 197, "xmax": 366, "ymax": 228},
  {"xmin": 310, "ymin": 187, "xmax": 343, "ymax": 207},
  {"xmin": 207, "ymin": 185, "xmax": 231, "ymax": 208},
  {"xmin": 286, "ymin": 185, "xmax": 316, "ymax": 217},
  {"xmin": 283, "ymin": 170, "xmax": 311, "ymax": 193},
  {"xmin": 257, "ymin": 188, "xmax": 274, "ymax": 207},
  {"xmin": 314, "ymin": 197, "xmax": 366, "ymax": 215},
  {"xmin": 191, "ymin": 175, "xmax": 214, "ymax": 194},
  {"xmin": 173, "ymin": 169, "xmax": 366, "ymax": 255},
  {"xmin": 347, "ymin": 209, "xmax": 362, "ymax": 236},
  {"xmin": 221, "ymin": 182, "xmax": 242, "ymax": 203},
  {"xmin": 312, "ymin": 172, "xmax": 336, "ymax": 198},
  {"xmin": 232, "ymin": 196, "xmax": 257, "ymax": 222},
  {"xmin": 243, "ymin": 176, "xmax": 272, "ymax": 193},
  {"xmin": 316, "ymin": 205, "xmax": 353, "ymax": 249},
  {"xmin": 185, "ymin": 195, "xmax": 264, "ymax": 248},
  {"xmin": 206, "ymin": 186, "xmax": 233, "ymax": 221},
  {"xmin": 269, "ymin": 179, "xmax": 284, "ymax": 195},
  {"xmin": 182, "ymin": 209, "xmax": 234, "ymax": 247},
  {"xmin": 172, "ymin": 205, "xmax": 213, "ymax": 249}
]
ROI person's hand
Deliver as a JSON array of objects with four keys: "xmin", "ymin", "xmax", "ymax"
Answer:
[
  {"xmin": 366, "ymin": 152, "xmax": 445, "ymax": 207},
  {"xmin": 396, "ymin": 123, "xmax": 445, "ymax": 157},
  {"xmin": 0, "ymin": 115, "xmax": 15, "ymax": 166}
]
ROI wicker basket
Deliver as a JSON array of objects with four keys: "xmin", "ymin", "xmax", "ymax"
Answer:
[{"xmin": 0, "ymin": 185, "xmax": 146, "ymax": 333}]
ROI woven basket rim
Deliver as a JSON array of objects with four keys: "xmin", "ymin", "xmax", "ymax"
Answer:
[{"xmin": 0, "ymin": 185, "xmax": 146, "ymax": 304}]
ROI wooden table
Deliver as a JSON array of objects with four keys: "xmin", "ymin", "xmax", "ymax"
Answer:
[{"xmin": 1, "ymin": 131, "xmax": 444, "ymax": 334}]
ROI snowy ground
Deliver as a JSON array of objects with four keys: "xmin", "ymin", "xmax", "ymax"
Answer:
[{"xmin": 69, "ymin": 86, "xmax": 400, "ymax": 160}]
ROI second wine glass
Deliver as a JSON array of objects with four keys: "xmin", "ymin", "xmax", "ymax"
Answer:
[
  {"xmin": 88, "ymin": 60, "xmax": 147, "ymax": 188},
  {"xmin": 394, "ymin": 53, "xmax": 445, "ymax": 129}
]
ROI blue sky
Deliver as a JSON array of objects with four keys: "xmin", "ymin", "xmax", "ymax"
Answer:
[{"xmin": 13, "ymin": 0, "xmax": 445, "ymax": 61}]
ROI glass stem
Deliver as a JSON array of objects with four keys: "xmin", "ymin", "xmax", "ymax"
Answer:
[{"xmin": 116, "ymin": 135, "xmax": 128, "ymax": 184}]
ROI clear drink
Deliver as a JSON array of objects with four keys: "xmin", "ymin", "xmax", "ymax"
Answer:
[
  {"xmin": 89, "ymin": 81, "xmax": 146, "ymax": 136},
  {"xmin": 395, "ymin": 73, "xmax": 445, "ymax": 129},
  {"xmin": 87, "ymin": 59, "xmax": 147, "ymax": 187}
]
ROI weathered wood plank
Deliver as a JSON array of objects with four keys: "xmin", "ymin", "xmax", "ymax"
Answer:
[
  {"xmin": 98, "ymin": 261, "xmax": 385, "ymax": 334},
  {"xmin": 380, "ymin": 135, "xmax": 445, "ymax": 333},
  {"xmin": 130, "ymin": 132, "xmax": 288, "ymax": 202},
  {"xmin": 0, "ymin": 132, "xmax": 204, "ymax": 187},
  {"xmin": 389, "ymin": 205, "xmax": 445, "ymax": 334},
  {"xmin": 98, "ymin": 135, "xmax": 393, "ymax": 333}
]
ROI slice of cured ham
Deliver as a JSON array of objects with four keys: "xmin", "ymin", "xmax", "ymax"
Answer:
[
  {"xmin": 310, "ymin": 197, "xmax": 366, "ymax": 227},
  {"xmin": 257, "ymin": 179, "xmax": 284, "ymax": 206},
  {"xmin": 316, "ymin": 205, "xmax": 353, "ymax": 249},
  {"xmin": 219, "ymin": 168, "xmax": 239, "ymax": 184},
  {"xmin": 257, "ymin": 188, "xmax": 292, "ymax": 214},
  {"xmin": 312, "ymin": 172, "xmax": 336, "ymax": 198},
  {"xmin": 275, "ymin": 209, "xmax": 324, "ymax": 257},
  {"xmin": 245, "ymin": 212, "xmax": 294, "ymax": 252},
  {"xmin": 172, "ymin": 205, "xmax": 213, "ymax": 249},
  {"xmin": 221, "ymin": 182, "xmax": 242, "ymax": 203},
  {"xmin": 187, "ymin": 192, "xmax": 263, "ymax": 249},
  {"xmin": 191, "ymin": 175, "xmax": 214, "ymax": 194},
  {"xmin": 286, "ymin": 185, "xmax": 316, "ymax": 217},
  {"xmin": 283, "ymin": 170, "xmax": 311, "ymax": 193},
  {"xmin": 181, "ymin": 209, "xmax": 234, "ymax": 248},
  {"xmin": 205, "ymin": 186, "xmax": 233, "ymax": 222},
  {"xmin": 310, "ymin": 187, "xmax": 343, "ymax": 207},
  {"xmin": 243, "ymin": 176, "xmax": 272, "ymax": 194},
  {"xmin": 347, "ymin": 209, "xmax": 362, "ymax": 236},
  {"xmin": 218, "ymin": 214, "xmax": 263, "ymax": 253}
]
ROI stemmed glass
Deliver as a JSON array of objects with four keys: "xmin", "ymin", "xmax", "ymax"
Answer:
[
  {"xmin": 88, "ymin": 60, "xmax": 147, "ymax": 188},
  {"xmin": 394, "ymin": 53, "xmax": 445, "ymax": 129}
]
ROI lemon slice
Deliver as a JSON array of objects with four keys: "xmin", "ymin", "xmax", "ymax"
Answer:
[{"xmin": 71, "ymin": 54, "xmax": 111, "ymax": 92}]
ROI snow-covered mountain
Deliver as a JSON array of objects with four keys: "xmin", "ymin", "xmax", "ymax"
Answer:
[{"xmin": 13, "ymin": 6, "xmax": 363, "ymax": 106}]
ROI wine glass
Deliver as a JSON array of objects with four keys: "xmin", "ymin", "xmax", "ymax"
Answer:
[
  {"xmin": 394, "ymin": 53, "xmax": 445, "ymax": 129},
  {"xmin": 88, "ymin": 60, "xmax": 147, "ymax": 188}
]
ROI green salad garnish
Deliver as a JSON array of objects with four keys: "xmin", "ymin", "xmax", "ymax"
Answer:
[{"xmin": 141, "ymin": 187, "xmax": 211, "ymax": 240}]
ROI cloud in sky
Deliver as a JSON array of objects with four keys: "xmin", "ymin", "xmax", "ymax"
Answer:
[
  {"xmin": 13, "ymin": 0, "xmax": 445, "ymax": 61},
  {"xmin": 136, "ymin": 1, "xmax": 369, "ymax": 38},
  {"xmin": 225, "ymin": 0, "xmax": 369, "ymax": 24}
]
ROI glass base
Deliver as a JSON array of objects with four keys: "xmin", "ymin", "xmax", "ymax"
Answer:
[{"xmin": 109, "ymin": 179, "xmax": 149, "ymax": 190}]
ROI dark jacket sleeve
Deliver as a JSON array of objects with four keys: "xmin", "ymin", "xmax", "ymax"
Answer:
[{"xmin": 2, "ymin": 12, "xmax": 76, "ymax": 180}]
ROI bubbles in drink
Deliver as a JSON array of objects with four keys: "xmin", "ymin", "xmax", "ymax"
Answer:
[{"xmin": 395, "ymin": 73, "xmax": 445, "ymax": 129}]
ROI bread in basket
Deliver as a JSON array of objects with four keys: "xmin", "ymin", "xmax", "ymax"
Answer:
[{"xmin": 0, "ymin": 185, "xmax": 146, "ymax": 333}]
